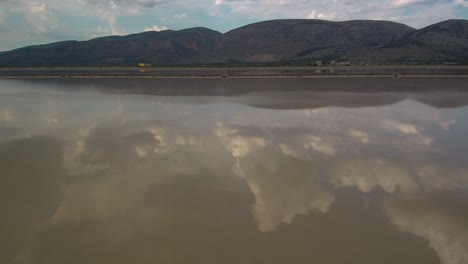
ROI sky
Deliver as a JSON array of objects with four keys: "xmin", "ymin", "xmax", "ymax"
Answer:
[{"xmin": 0, "ymin": 0, "xmax": 468, "ymax": 51}]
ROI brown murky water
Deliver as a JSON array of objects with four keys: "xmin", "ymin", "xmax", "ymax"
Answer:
[{"xmin": 1, "ymin": 79, "xmax": 468, "ymax": 264}]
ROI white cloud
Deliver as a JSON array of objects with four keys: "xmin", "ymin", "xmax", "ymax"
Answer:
[
  {"xmin": 307, "ymin": 10, "xmax": 317, "ymax": 19},
  {"xmin": 24, "ymin": 2, "xmax": 57, "ymax": 33},
  {"xmin": 383, "ymin": 119, "xmax": 420, "ymax": 135},
  {"xmin": 29, "ymin": 2, "xmax": 47, "ymax": 14},
  {"xmin": 80, "ymin": 0, "xmax": 168, "ymax": 8},
  {"xmin": 385, "ymin": 199, "xmax": 468, "ymax": 264},
  {"xmin": 318, "ymin": 12, "xmax": 337, "ymax": 20},
  {"xmin": 331, "ymin": 158, "xmax": 418, "ymax": 194},
  {"xmin": 386, "ymin": 2, "xmax": 457, "ymax": 28},
  {"xmin": 90, "ymin": 26, "xmax": 110, "ymax": 38},
  {"xmin": 215, "ymin": 123, "xmax": 268, "ymax": 158},
  {"xmin": 304, "ymin": 135, "xmax": 336, "ymax": 156},
  {"xmin": 279, "ymin": 143, "xmax": 304, "ymax": 159},
  {"xmin": 417, "ymin": 165, "xmax": 468, "ymax": 192},
  {"xmin": 440, "ymin": 119, "xmax": 456, "ymax": 131},
  {"xmin": 148, "ymin": 126, "xmax": 169, "ymax": 152},
  {"xmin": 233, "ymin": 150, "xmax": 335, "ymax": 232},
  {"xmin": 392, "ymin": 0, "xmax": 429, "ymax": 8},
  {"xmin": 211, "ymin": 0, "xmax": 459, "ymax": 29},
  {"xmin": 50, "ymin": 121, "xmax": 210, "ymax": 225},
  {"xmin": 249, "ymin": 174, "xmax": 335, "ymax": 232},
  {"xmin": 222, "ymin": 134, "xmax": 266, "ymax": 158},
  {"xmin": 307, "ymin": 10, "xmax": 337, "ymax": 20},
  {"xmin": 93, "ymin": 2, "xmax": 127, "ymax": 35},
  {"xmin": 410, "ymin": 134, "xmax": 433, "ymax": 145},
  {"xmin": 382, "ymin": 119, "xmax": 434, "ymax": 146},
  {"xmin": 110, "ymin": 19, "xmax": 126, "ymax": 35},
  {"xmin": 42, "ymin": 100, "xmax": 63, "ymax": 126},
  {"xmin": 174, "ymin": 12, "xmax": 188, "ymax": 19},
  {"xmin": 175, "ymin": 134, "xmax": 201, "ymax": 146},
  {"xmin": 454, "ymin": 0, "xmax": 468, "ymax": 7},
  {"xmin": 144, "ymin": 25, "xmax": 169, "ymax": 32},
  {"xmin": 215, "ymin": 123, "xmax": 336, "ymax": 233},
  {"xmin": 329, "ymin": 156, "xmax": 468, "ymax": 197},
  {"xmin": 349, "ymin": 129, "xmax": 370, "ymax": 144}
]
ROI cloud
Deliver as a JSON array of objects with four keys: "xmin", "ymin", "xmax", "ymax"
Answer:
[
  {"xmin": 382, "ymin": 119, "xmax": 434, "ymax": 146},
  {"xmin": 90, "ymin": 26, "xmax": 111, "ymax": 38},
  {"xmin": 212, "ymin": 0, "xmax": 460, "ymax": 28},
  {"xmin": 91, "ymin": 1, "xmax": 126, "ymax": 35},
  {"xmin": 454, "ymin": 0, "xmax": 468, "ymax": 7},
  {"xmin": 0, "ymin": 0, "xmax": 466, "ymax": 51},
  {"xmin": 440, "ymin": 119, "xmax": 456, "ymax": 131},
  {"xmin": 215, "ymin": 123, "xmax": 267, "ymax": 158},
  {"xmin": 417, "ymin": 165, "xmax": 468, "ymax": 192},
  {"xmin": 392, "ymin": 0, "xmax": 433, "ymax": 7},
  {"xmin": 385, "ymin": 197, "xmax": 468, "ymax": 264},
  {"xmin": 144, "ymin": 25, "xmax": 169, "ymax": 31},
  {"xmin": 383, "ymin": 119, "xmax": 420, "ymax": 134},
  {"xmin": 232, "ymin": 146, "xmax": 335, "ymax": 232},
  {"xmin": 80, "ymin": 0, "xmax": 169, "ymax": 8},
  {"xmin": 50, "ymin": 122, "xmax": 207, "ymax": 226},
  {"xmin": 174, "ymin": 12, "xmax": 188, "ymax": 19},
  {"xmin": 2, "ymin": 83, "xmax": 468, "ymax": 258},
  {"xmin": 215, "ymin": 122, "xmax": 341, "ymax": 232},
  {"xmin": 246, "ymin": 166, "xmax": 335, "ymax": 232},
  {"xmin": 303, "ymin": 135, "xmax": 336, "ymax": 156},
  {"xmin": 278, "ymin": 142, "xmax": 304, "ymax": 159},
  {"xmin": 349, "ymin": 129, "xmax": 370, "ymax": 143},
  {"xmin": 329, "ymin": 157, "xmax": 468, "ymax": 197},
  {"xmin": 385, "ymin": 2, "xmax": 457, "ymax": 27},
  {"xmin": 42, "ymin": 99, "xmax": 64, "ymax": 126},
  {"xmin": 331, "ymin": 158, "xmax": 419, "ymax": 194},
  {"xmin": 23, "ymin": 2, "xmax": 57, "ymax": 33},
  {"xmin": 307, "ymin": 10, "xmax": 337, "ymax": 20},
  {"xmin": 225, "ymin": 135, "xmax": 266, "ymax": 158}
]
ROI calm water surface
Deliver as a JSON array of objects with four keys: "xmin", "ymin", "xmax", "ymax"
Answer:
[{"xmin": 1, "ymin": 79, "xmax": 468, "ymax": 264}]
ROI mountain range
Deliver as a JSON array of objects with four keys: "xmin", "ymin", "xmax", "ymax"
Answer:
[{"xmin": 0, "ymin": 19, "xmax": 467, "ymax": 66}]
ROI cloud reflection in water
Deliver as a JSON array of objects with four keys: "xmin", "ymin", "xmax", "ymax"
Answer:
[{"xmin": 0, "ymin": 81, "xmax": 467, "ymax": 264}]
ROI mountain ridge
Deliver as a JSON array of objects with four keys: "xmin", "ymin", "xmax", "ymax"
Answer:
[{"xmin": 0, "ymin": 19, "xmax": 467, "ymax": 66}]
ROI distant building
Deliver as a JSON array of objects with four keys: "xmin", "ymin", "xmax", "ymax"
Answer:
[{"xmin": 313, "ymin": 60, "xmax": 323, "ymax": 66}]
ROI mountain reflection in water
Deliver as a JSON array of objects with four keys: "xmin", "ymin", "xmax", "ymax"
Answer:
[{"xmin": 1, "ymin": 79, "xmax": 468, "ymax": 264}]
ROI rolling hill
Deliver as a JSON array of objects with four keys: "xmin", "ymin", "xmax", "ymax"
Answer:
[
  {"xmin": 0, "ymin": 28, "xmax": 222, "ymax": 66},
  {"xmin": 375, "ymin": 19, "xmax": 468, "ymax": 63},
  {"xmin": 0, "ymin": 19, "xmax": 467, "ymax": 66},
  {"xmin": 219, "ymin": 19, "xmax": 414, "ymax": 63}
]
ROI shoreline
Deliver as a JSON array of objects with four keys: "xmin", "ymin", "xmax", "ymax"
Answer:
[
  {"xmin": 2, "ymin": 74, "xmax": 468, "ymax": 79},
  {"xmin": 2, "ymin": 66, "xmax": 468, "ymax": 79}
]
